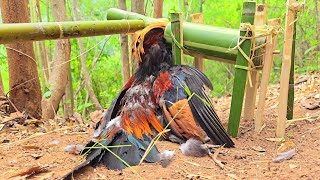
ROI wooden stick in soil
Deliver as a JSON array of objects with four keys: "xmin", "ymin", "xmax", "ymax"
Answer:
[
  {"xmin": 277, "ymin": 0, "xmax": 298, "ymax": 138},
  {"xmin": 0, "ymin": 72, "xmax": 4, "ymax": 97},
  {"xmin": 119, "ymin": 0, "xmax": 130, "ymax": 85},
  {"xmin": 286, "ymin": 14, "xmax": 297, "ymax": 120},
  {"xmin": 191, "ymin": 13, "xmax": 204, "ymax": 72},
  {"xmin": 227, "ymin": 1, "xmax": 256, "ymax": 137},
  {"xmin": 243, "ymin": 4, "xmax": 267, "ymax": 122},
  {"xmin": 255, "ymin": 18, "xmax": 281, "ymax": 133}
]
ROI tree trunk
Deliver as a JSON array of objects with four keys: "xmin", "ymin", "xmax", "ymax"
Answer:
[
  {"xmin": 63, "ymin": 69, "xmax": 74, "ymax": 118},
  {"xmin": 72, "ymin": 0, "xmax": 102, "ymax": 111},
  {"xmin": 0, "ymin": 72, "xmax": 5, "ymax": 97},
  {"xmin": 154, "ymin": 0, "xmax": 163, "ymax": 18},
  {"xmin": 119, "ymin": 0, "xmax": 131, "ymax": 85},
  {"xmin": 0, "ymin": 0, "xmax": 42, "ymax": 118},
  {"xmin": 131, "ymin": 0, "xmax": 145, "ymax": 74},
  {"xmin": 41, "ymin": 0, "xmax": 71, "ymax": 119}
]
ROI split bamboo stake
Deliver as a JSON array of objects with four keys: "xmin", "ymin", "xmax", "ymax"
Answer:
[
  {"xmin": 277, "ymin": 0, "xmax": 299, "ymax": 137},
  {"xmin": 255, "ymin": 18, "xmax": 281, "ymax": 133},
  {"xmin": 191, "ymin": 13, "xmax": 204, "ymax": 72},
  {"xmin": 171, "ymin": 12, "xmax": 184, "ymax": 64},
  {"xmin": 243, "ymin": 4, "xmax": 267, "ymax": 122},
  {"xmin": 227, "ymin": 1, "xmax": 256, "ymax": 137}
]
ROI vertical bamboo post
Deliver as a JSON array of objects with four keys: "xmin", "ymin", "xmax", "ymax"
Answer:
[
  {"xmin": 243, "ymin": 4, "xmax": 267, "ymax": 122},
  {"xmin": 171, "ymin": 12, "xmax": 184, "ymax": 65},
  {"xmin": 286, "ymin": 15, "xmax": 297, "ymax": 120},
  {"xmin": 191, "ymin": 13, "xmax": 205, "ymax": 72},
  {"xmin": 277, "ymin": 0, "xmax": 298, "ymax": 138},
  {"xmin": 119, "ymin": 0, "xmax": 130, "ymax": 85},
  {"xmin": 228, "ymin": 1, "xmax": 256, "ymax": 137},
  {"xmin": 255, "ymin": 18, "xmax": 281, "ymax": 132}
]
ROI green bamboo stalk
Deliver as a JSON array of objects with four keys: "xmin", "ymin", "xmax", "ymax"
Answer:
[
  {"xmin": 287, "ymin": 15, "xmax": 297, "ymax": 120},
  {"xmin": 107, "ymin": 8, "xmax": 239, "ymax": 62},
  {"xmin": 227, "ymin": 1, "xmax": 256, "ymax": 137},
  {"xmin": 171, "ymin": 13, "xmax": 183, "ymax": 64},
  {"xmin": 107, "ymin": 8, "xmax": 166, "ymax": 24},
  {"xmin": 0, "ymin": 20, "xmax": 145, "ymax": 44}
]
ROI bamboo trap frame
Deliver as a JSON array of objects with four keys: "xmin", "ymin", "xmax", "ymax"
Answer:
[{"xmin": 0, "ymin": 1, "xmax": 298, "ymax": 139}]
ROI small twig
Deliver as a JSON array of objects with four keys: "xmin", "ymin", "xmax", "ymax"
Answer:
[
  {"xmin": 0, "ymin": 86, "xmax": 19, "ymax": 112},
  {"xmin": 209, "ymin": 146, "xmax": 225, "ymax": 169}
]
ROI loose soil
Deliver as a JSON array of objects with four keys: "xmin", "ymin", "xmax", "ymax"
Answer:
[{"xmin": 0, "ymin": 75, "xmax": 319, "ymax": 180}]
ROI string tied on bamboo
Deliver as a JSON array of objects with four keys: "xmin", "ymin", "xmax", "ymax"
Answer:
[{"xmin": 230, "ymin": 23, "xmax": 282, "ymax": 87}]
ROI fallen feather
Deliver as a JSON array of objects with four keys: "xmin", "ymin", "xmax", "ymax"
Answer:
[
  {"xmin": 272, "ymin": 148, "xmax": 296, "ymax": 163},
  {"xmin": 65, "ymin": 144, "xmax": 84, "ymax": 154},
  {"xmin": 160, "ymin": 150, "xmax": 175, "ymax": 168},
  {"xmin": 49, "ymin": 139, "xmax": 60, "ymax": 145}
]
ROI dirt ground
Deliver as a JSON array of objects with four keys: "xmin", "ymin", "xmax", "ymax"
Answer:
[{"xmin": 0, "ymin": 75, "xmax": 319, "ymax": 180}]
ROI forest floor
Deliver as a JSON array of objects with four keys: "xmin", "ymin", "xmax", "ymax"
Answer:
[{"xmin": 0, "ymin": 74, "xmax": 319, "ymax": 180}]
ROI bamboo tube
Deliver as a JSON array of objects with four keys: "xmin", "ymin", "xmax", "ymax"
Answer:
[
  {"xmin": 277, "ymin": 0, "xmax": 297, "ymax": 138},
  {"xmin": 255, "ymin": 18, "xmax": 281, "ymax": 133},
  {"xmin": 107, "ymin": 8, "xmax": 239, "ymax": 62},
  {"xmin": 227, "ymin": 1, "xmax": 256, "ymax": 137},
  {"xmin": 243, "ymin": 4, "xmax": 267, "ymax": 122},
  {"xmin": 0, "ymin": 20, "xmax": 145, "ymax": 44}
]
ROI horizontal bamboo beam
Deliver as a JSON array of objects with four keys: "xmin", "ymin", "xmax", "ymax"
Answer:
[
  {"xmin": 107, "ymin": 8, "xmax": 167, "ymax": 24},
  {"xmin": 0, "ymin": 20, "xmax": 145, "ymax": 44},
  {"xmin": 107, "ymin": 8, "xmax": 239, "ymax": 62}
]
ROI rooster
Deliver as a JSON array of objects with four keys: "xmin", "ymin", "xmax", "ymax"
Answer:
[{"xmin": 63, "ymin": 23, "xmax": 234, "ymax": 179}]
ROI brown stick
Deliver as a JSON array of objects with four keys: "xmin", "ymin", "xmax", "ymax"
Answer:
[
  {"xmin": 119, "ymin": 0, "xmax": 131, "ymax": 85},
  {"xmin": 277, "ymin": 0, "xmax": 298, "ymax": 137},
  {"xmin": 154, "ymin": 0, "xmax": 164, "ymax": 18},
  {"xmin": 72, "ymin": 0, "xmax": 102, "ymax": 110},
  {"xmin": 0, "ymin": 72, "xmax": 4, "ymax": 97},
  {"xmin": 255, "ymin": 18, "xmax": 281, "ymax": 133},
  {"xmin": 131, "ymin": 0, "xmax": 145, "ymax": 74}
]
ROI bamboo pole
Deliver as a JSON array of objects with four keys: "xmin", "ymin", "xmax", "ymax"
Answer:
[
  {"xmin": 119, "ymin": 0, "xmax": 130, "ymax": 85},
  {"xmin": 255, "ymin": 18, "xmax": 281, "ymax": 133},
  {"xmin": 243, "ymin": 4, "xmax": 267, "ymax": 121},
  {"xmin": 227, "ymin": 1, "xmax": 256, "ymax": 137},
  {"xmin": 171, "ymin": 12, "xmax": 184, "ymax": 65},
  {"xmin": 0, "ymin": 20, "xmax": 145, "ymax": 44},
  {"xmin": 107, "ymin": 8, "xmax": 239, "ymax": 62},
  {"xmin": 191, "ymin": 13, "xmax": 204, "ymax": 72},
  {"xmin": 287, "ymin": 15, "xmax": 297, "ymax": 120},
  {"xmin": 277, "ymin": 0, "xmax": 299, "ymax": 138}
]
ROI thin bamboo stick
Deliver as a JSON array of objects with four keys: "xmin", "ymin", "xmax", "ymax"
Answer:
[
  {"xmin": 255, "ymin": 18, "xmax": 281, "ymax": 133},
  {"xmin": 243, "ymin": 4, "xmax": 267, "ymax": 122},
  {"xmin": 277, "ymin": 0, "xmax": 297, "ymax": 138}
]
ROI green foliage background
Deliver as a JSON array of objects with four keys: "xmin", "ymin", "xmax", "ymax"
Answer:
[{"xmin": 0, "ymin": 0, "xmax": 319, "ymax": 114}]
